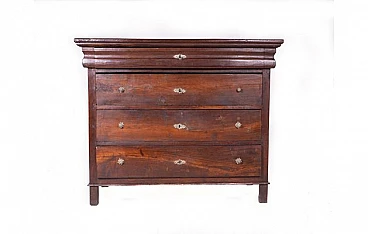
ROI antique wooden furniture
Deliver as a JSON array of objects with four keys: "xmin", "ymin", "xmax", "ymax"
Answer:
[{"xmin": 75, "ymin": 38, "xmax": 283, "ymax": 205}]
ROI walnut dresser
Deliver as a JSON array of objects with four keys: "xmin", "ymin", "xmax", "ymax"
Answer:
[{"xmin": 75, "ymin": 38, "xmax": 283, "ymax": 205}]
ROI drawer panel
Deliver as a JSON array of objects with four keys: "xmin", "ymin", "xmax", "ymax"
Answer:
[
  {"xmin": 96, "ymin": 74, "xmax": 262, "ymax": 109},
  {"xmin": 80, "ymin": 46, "xmax": 277, "ymax": 69},
  {"xmin": 93, "ymin": 47, "xmax": 274, "ymax": 59},
  {"xmin": 96, "ymin": 110, "xmax": 261, "ymax": 143},
  {"xmin": 96, "ymin": 145, "xmax": 262, "ymax": 178}
]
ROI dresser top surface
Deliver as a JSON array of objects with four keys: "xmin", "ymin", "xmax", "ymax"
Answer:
[{"xmin": 74, "ymin": 38, "xmax": 284, "ymax": 48}]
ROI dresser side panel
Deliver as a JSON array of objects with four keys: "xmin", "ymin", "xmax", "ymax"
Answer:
[
  {"xmin": 261, "ymin": 69, "xmax": 271, "ymax": 181},
  {"xmin": 88, "ymin": 69, "xmax": 97, "ymax": 184}
]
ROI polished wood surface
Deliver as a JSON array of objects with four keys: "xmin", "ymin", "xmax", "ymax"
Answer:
[
  {"xmin": 88, "ymin": 69, "xmax": 98, "ymax": 206},
  {"xmin": 96, "ymin": 110, "xmax": 261, "ymax": 142},
  {"xmin": 91, "ymin": 47, "xmax": 276, "ymax": 59},
  {"xmin": 75, "ymin": 38, "xmax": 283, "ymax": 205},
  {"xmin": 96, "ymin": 73, "xmax": 262, "ymax": 109},
  {"xmin": 75, "ymin": 38, "xmax": 284, "ymax": 48},
  {"xmin": 92, "ymin": 177, "xmax": 269, "ymax": 186},
  {"xmin": 75, "ymin": 38, "xmax": 283, "ymax": 69},
  {"xmin": 96, "ymin": 145, "xmax": 261, "ymax": 178}
]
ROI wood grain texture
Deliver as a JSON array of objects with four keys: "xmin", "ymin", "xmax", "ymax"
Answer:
[
  {"xmin": 96, "ymin": 73, "xmax": 262, "ymax": 109},
  {"xmin": 96, "ymin": 140, "xmax": 262, "ymax": 146},
  {"xmin": 88, "ymin": 69, "xmax": 99, "ymax": 206},
  {"xmin": 96, "ymin": 145, "xmax": 261, "ymax": 178},
  {"xmin": 88, "ymin": 69, "xmax": 97, "ymax": 184},
  {"xmin": 75, "ymin": 38, "xmax": 284, "ymax": 48},
  {"xmin": 75, "ymin": 38, "xmax": 283, "ymax": 205},
  {"xmin": 82, "ymin": 58, "xmax": 276, "ymax": 69},
  {"xmin": 75, "ymin": 38, "xmax": 283, "ymax": 69},
  {"xmin": 96, "ymin": 69, "xmax": 263, "ymax": 74},
  {"xmin": 261, "ymin": 69, "xmax": 270, "ymax": 183},
  {"xmin": 91, "ymin": 48, "xmax": 276, "ymax": 59},
  {"xmin": 96, "ymin": 110, "xmax": 261, "ymax": 143},
  {"xmin": 90, "ymin": 177, "xmax": 269, "ymax": 186}
]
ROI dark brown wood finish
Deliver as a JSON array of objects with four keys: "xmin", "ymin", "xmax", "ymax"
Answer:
[
  {"xmin": 96, "ymin": 74, "xmax": 262, "ymax": 109},
  {"xmin": 88, "ymin": 69, "xmax": 98, "ymax": 206},
  {"xmin": 96, "ymin": 145, "xmax": 261, "ymax": 178},
  {"xmin": 89, "ymin": 186, "xmax": 99, "ymax": 206},
  {"xmin": 96, "ymin": 110, "xmax": 261, "ymax": 143},
  {"xmin": 75, "ymin": 38, "xmax": 283, "ymax": 205},
  {"xmin": 96, "ymin": 140, "xmax": 262, "ymax": 146},
  {"xmin": 83, "ymin": 58, "xmax": 276, "ymax": 69},
  {"xmin": 96, "ymin": 69, "xmax": 264, "ymax": 74},
  {"xmin": 259, "ymin": 184, "xmax": 268, "ymax": 203},
  {"xmin": 75, "ymin": 38, "xmax": 284, "ymax": 48},
  {"xmin": 91, "ymin": 47, "xmax": 276, "ymax": 59},
  {"xmin": 91, "ymin": 177, "xmax": 270, "ymax": 186},
  {"xmin": 260, "ymin": 69, "xmax": 271, "ymax": 201},
  {"xmin": 75, "ymin": 39, "xmax": 282, "ymax": 69}
]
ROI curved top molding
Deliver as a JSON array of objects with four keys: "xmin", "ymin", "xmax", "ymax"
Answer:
[
  {"xmin": 75, "ymin": 38, "xmax": 283, "ymax": 69},
  {"xmin": 75, "ymin": 38, "xmax": 284, "ymax": 48}
]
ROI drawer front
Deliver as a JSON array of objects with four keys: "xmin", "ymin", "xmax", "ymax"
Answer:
[
  {"xmin": 93, "ymin": 47, "xmax": 273, "ymax": 59},
  {"xmin": 82, "ymin": 47, "xmax": 277, "ymax": 69},
  {"xmin": 96, "ymin": 110, "xmax": 261, "ymax": 143},
  {"xmin": 96, "ymin": 145, "xmax": 262, "ymax": 178},
  {"xmin": 96, "ymin": 74, "xmax": 262, "ymax": 109}
]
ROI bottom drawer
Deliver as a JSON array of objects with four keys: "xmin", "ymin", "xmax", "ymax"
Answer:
[{"xmin": 96, "ymin": 145, "xmax": 261, "ymax": 179}]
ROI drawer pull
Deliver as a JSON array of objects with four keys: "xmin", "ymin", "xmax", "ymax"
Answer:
[
  {"xmin": 118, "ymin": 87, "xmax": 125, "ymax": 93},
  {"xmin": 118, "ymin": 122, "xmax": 124, "ymax": 129},
  {"xmin": 173, "ymin": 54, "xmax": 187, "ymax": 60},
  {"xmin": 117, "ymin": 158, "xmax": 125, "ymax": 165},
  {"xmin": 173, "ymin": 123, "xmax": 186, "ymax": 130},
  {"xmin": 174, "ymin": 159, "xmax": 186, "ymax": 165},
  {"xmin": 173, "ymin": 87, "xmax": 186, "ymax": 94},
  {"xmin": 235, "ymin": 157, "xmax": 243, "ymax": 165},
  {"xmin": 236, "ymin": 87, "xmax": 242, "ymax": 93},
  {"xmin": 235, "ymin": 121, "xmax": 242, "ymax": 129}
]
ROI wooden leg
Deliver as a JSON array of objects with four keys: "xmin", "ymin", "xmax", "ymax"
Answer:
[
  {"xmin": 90, "ymin": 186, "xmax": 99, "ymax": 206},
  {"xmin": 258, "ymin": 184, "xmax": 268, "ymax": 203}
]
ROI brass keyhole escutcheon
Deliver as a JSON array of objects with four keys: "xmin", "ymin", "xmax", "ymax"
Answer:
[
  {"xmin": 174, "ymin": 88, "xmax": 186, "ymax": 94},
  {"xmin": 174, "ymin": 123, "xmax": 187, "ymax": 130}
]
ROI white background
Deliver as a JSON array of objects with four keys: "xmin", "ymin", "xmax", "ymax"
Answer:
[{"xmin": 1, "ymin": 0, "xmax": 367, "ymax": 233}]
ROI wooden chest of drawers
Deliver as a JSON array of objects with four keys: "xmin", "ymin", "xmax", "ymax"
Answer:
[{"xmin": 75, "ymin": 38, "xmax": 283, "ymax": 205}]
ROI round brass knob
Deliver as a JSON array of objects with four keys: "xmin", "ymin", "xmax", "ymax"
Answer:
[
  {"xmin": 236, "ymin": 88, "xmax": 242, "ymax": 93},
  {"xmin": 118, "ymin": 87, "xmax": 125, "ymax": 93},
  {"xmin": 235, "ymin": 121, "xmax": 242, "ymax": 129},
  {"xmin": 117, "ymin": 158, "xmax": 125, "ymax": 165},
  {"xmin": 235, "ymin": 158, "xmax": 243, "ymax": 165}
]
